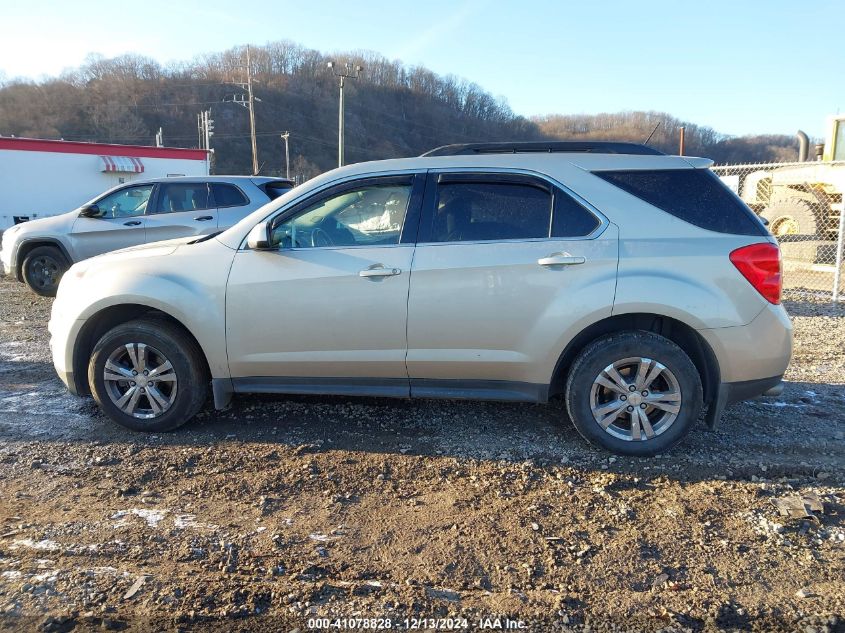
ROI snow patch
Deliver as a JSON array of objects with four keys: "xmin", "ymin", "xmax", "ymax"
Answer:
[
  {"xmin": 111, "ymin": 508, "xmax": 167, "ymax": 528},
  {"xmin": 9, "ymin": 539, "xmax": 60, "ymax": 551},
  {"xmin": 173, "ymin": 514, "xmax": 218, "ymax": 530}
]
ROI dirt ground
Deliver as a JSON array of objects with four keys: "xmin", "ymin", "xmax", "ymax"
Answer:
[{"xmin": 0, "ymin": 274, "xmax": 843, "ymax": 633}]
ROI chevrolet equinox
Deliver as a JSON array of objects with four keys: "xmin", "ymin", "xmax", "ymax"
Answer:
[{"xmin": 47, "ymin": 142, "xmax": 792, "ymax": 456}]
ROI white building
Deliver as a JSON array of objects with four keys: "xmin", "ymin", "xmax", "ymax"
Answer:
[{"xmin": 0, "ymin": 137, "xmax": 210, "ymax": 229}]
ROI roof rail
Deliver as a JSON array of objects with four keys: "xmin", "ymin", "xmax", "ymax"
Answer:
[{"xmin": 421, "ymin": 141, "xmax": 664, "ymax": 157}]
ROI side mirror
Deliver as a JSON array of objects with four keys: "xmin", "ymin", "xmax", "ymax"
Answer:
[
  {"xmin": 246, "ymin": 221, "xmax": 272, "ymax": 250},
  {"xmin": 79, "ymin": 204, "xmax": 102, "ymax": 218}
]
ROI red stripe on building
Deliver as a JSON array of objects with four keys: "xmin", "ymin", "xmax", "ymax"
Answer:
[{"xmin": 0, "ymin": 137, "xmax": 208, "ymax": 161}]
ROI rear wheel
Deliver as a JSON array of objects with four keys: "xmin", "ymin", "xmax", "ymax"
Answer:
[
  {"xmin": 22, "ymin": 246, "xmax": 69, "ymax": 297},
  {"xmin": 564, "ymin": 331, "xmax": 703, "ymax": 456},
  {"xmin": 88, "ymin": 318, "xmax": 208, "ymax": 432}
]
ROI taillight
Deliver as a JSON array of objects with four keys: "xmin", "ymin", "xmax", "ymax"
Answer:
[{"xmin": 729, "ymin": 243, "xmax": 782, "ymax": 304}]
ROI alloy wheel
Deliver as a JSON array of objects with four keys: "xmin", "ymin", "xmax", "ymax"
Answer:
[
  {"xmin": 103, "ymin": 343, "xmax": 178, "ymax": 419},
  {"xmin": 589, "ymin": 357, "xmax": 682, "ymax": 442}
]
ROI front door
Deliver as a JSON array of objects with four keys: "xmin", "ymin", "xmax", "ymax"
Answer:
[
  {"xmin": 225, "ymin": 174, "xmax": 424, "ymax": 392},
  {"xmin": 144, "ymin": 182, "xmax": 218, "ymax": 243},
  {"xmin": 69, "ymin": 183, "xmax": 153, "ymax": 261},
  {"xmin": 406, "ymin": 171, "xmax": 619, "ymax": 394}
]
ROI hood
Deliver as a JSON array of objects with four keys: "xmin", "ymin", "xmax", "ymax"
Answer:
[
  {"xmin": 6, "ymin": 210, "xmax": 77, "ymax": 238},
  {"xmin": 73, "ymin": 235, "xmax": 197, "ymax": 271},
  {"xmin": 109, "ymin": 235, "xmax": 199, "ymax": 255}
]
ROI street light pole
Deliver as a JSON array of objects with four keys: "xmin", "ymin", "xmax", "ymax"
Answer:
[
  {"xmin": 280, "ymin": 131, "xmax": 290, "ymax": 180},
  {"xmin": 327, "ymin": 61, "xmax": 362, "ymax": 167}
]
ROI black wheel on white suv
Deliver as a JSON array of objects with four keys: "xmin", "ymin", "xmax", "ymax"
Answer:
[
  {"xmin": 88, "ymin": 318, "xmax": 208, "ymax": 432},
  {"xmin": 564, "ymin": 331, "xmax": 703, "ymax": 456},
  {"xmin": 22, "ymin": 246, "xmax": 69, "ymax": 297}
]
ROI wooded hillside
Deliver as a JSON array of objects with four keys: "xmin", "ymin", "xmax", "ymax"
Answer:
[{"xmin": 0, "ymin": 40, "xmax": 801, "ymax": 178}]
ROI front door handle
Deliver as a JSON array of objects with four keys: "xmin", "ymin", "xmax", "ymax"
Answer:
[
  {"xmin": 194, "ymin": 215, "xmax": 214, "ymax": 221},
  {"xmin": 538, "ymin": 253, "xmax": 586, "ymax": 267},
  {"xmin": 359, "ymin": 265, "xmax": 401, "ymax": 278},
  {"xmin": 123, "ymin": 220, "xmax": 142, "ymax": 226}
]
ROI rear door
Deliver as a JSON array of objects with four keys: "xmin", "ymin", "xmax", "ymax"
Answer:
[
  {"xmin": 406, "ymin": 171, "xmax": 619, "ymax": 395},
  {"xmin": 144, "ymin": 182, "xmax": 218, "ymax": 243},
  {"xmin": 69, "ymin": 183, "xmax": 153, "ymax": 260},
  {"xmin": 211, "ymin": 182, "xmax": 261, "ymax": 230}
]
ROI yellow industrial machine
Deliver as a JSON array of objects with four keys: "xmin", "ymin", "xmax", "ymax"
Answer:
[{"xmin": 740, "ymin": 115, "xmax": 845, "ymax": 263}]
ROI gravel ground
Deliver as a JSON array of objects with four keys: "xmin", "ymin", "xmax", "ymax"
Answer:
[{"xmin": 0, "ymin": 275, "xmax": 843, "ymax": 633}]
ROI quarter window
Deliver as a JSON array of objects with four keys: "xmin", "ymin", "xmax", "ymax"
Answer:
[
  {"xmin": 552, "ymin": 191, "xmax": 601, "ymax": 237},
  {"xmin": 271, "ymin": 183, "xmax": 412, "ymax": 248},
  {"xmin": 154, "ymin": 183, "xmax": 211, "ymax": 214},
  {"xmin": 595, "ymin": 169, "xmax": 767, "ymax": 236},
  {"xmin": 430, "ymin": 181, "xmax": 552, "ymax": 243},
  {"xmin": 212, "ymin": 183, "xmax": 249, "ymax": 207}
]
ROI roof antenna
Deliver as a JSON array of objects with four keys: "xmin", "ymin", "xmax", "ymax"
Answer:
[{"xmin": 643, "ymin": 121, "xmax": 661, "ymax": 145}]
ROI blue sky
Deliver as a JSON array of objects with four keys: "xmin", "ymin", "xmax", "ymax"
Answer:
[{"xmin": 2, "ymin": 0, "xmax": 843, "ymax": 137}]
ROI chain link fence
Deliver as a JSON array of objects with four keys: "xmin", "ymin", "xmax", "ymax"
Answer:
[{"xmin": 712, "ymin": 160, "xmax": 845, "ymax": 301}]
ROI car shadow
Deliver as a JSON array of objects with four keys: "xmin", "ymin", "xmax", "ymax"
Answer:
[{"xmin": 1, "ymin": 360, "xmax": 843, "ymax": 483}]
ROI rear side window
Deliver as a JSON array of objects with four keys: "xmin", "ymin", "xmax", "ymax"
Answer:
[
  {"xmin": 430, "ymin": 181, "xmax": 552, "ymax": 242},
  {"xmin": 154, "ymin": 183, "xmax": 211, "ymax": 214},
  {"xmin": 211, "ymin": 183, "xmax": 249, "ymax": 207},
  {"xmin": 595, "ymin": 169, "xmax": 767, "ymax": 236}
]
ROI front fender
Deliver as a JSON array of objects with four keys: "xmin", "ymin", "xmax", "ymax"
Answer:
[{"xmin": 55, "ymin": 240, "xmax": 235, "ymax": 380}]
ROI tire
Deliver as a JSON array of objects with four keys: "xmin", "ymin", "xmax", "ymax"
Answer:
[
  {"xmin": 564, "ymin": 331, "xmax": 703, "ymax": 457},
  {"xmin": 22, "ymin": 246, "xmax": 70, "ymax": 297},
  {"xmin": 88, "ymin": 318, "xmax": 208, "ymax": 432},
  {"xmin": 760, "ymin": 199, "xmax": 831, "ymax": 263},
  {"xmin": 760, "ymin": 199, "xmax": 818, "ymax": 237}
]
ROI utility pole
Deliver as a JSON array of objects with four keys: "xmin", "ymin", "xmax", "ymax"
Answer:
[
  {"xmin": 327, "ymin": 61, "xmax": 363, "ymax": 167},
  {"xmin": 228, "ymin": 46, "xmax": 261, "ymax": 175},
  {"xmin": 679, "ymin": 126, "xmax": 686, "ymax": 156},
  {"xmin": 198, "ymin": 110, "xmax": 214, "ymax": 151},
  {"xmin": 246, "ymin": 45, "xmax": 258, "ymax": 175},
  {"xmin": 280, "ymin": 131, "xmax": 290, "ymax": 179}
]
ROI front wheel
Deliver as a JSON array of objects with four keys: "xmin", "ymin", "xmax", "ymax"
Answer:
[
  {"xmin": 22, "ymin": 246, "xmax": 69, "ymax": 297},
  {"xmin": 564, "ymin": 331, "xmax": 703, "ymax": 456},
  {"xmin": 88, "ymin": 318, "xmax": 208, "ymax": 432}
]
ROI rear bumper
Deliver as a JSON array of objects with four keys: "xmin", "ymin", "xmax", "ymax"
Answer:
[
  {"xmin": 704, "ymin": 374, "xmax": 784, "ymax": 429},
  {"xmin": 697, "ymin": 304, "xmax": 792, "ymax": 384},
  {"xmin": 723, "ymin": 375, "xmax": 784, "ymax": 404}
]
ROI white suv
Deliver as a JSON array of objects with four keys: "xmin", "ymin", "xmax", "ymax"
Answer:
[
  {"xmin": 1, "ymin": 176, "xmax": 292, "ymax": 296},
  {"xmin": 48, "ymin": 143, "xmax": 792, "ymax": 455}
]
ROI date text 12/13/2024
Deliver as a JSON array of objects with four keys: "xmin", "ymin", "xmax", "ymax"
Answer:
[{"xmin": 306, "ymin": 617, "xmax": 528, "ymax": 629}]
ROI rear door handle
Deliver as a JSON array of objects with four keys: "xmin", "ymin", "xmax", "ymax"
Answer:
[
  {"xmin": 359, "ymin": 265, "xmax": 401, "ymax": 278},
  {"xmin": 123, "ymin": 220, "xmax": 142, "ymax": 226},
  {"xmin": 538, "ymin": 253, "xmax": 586, "ymax": 266},
  {"xmin": 194, "ymin": 215, "xmax": 214, "ymax": 221}
]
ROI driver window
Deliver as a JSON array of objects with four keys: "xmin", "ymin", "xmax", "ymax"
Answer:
[
  {"xmin": 95, "ymin": 185, "xmax": 153, "ymax": 219},
  {"xmin": 270, "ymin": 183, "xmax": 411, "ymax": 249}
]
